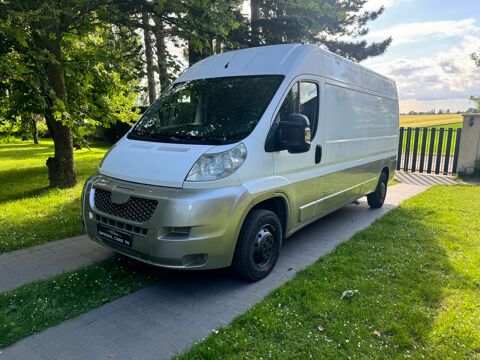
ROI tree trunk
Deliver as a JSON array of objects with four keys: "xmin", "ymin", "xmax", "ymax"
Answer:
[
  {"xmin": 154, "ymin": 19, "xmax": 169, "ymax": 93},
  {"xmin": 142, "ymin": 11, "xmax": 157, "ymax": 105},
  {"xmin": 188, "ymin": 41, "xmax": 199, "ymax": 66},
  {"xmin": 39, "ymin": 35, "xmax": 76, "ymax": 188},
  {"xmin": 31, "ymin": 116, "xmax": 39, "ymax": 144},
  {"xmin": 250, "ymin": 0, "xmax": 261, "ymax": 46},
  {"xmin": 214, "ymin": 39, "xmax": 222, "ymax": 54}
]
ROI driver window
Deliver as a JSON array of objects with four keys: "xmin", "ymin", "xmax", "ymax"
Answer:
[
  {"xmin": 278, "ymin": 81, "xmax": 319, "ymax": 139},
  {"xmin": 278, "ymin": 83, "xmax": 299, "ymax": 122}
]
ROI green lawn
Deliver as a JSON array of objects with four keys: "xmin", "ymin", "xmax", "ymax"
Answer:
[
  {"xmin": 178, "ymin": 186, "xmax": 480, "ymax": 359},
  {"xmin": 0, "ymin": 256, "xmax": 162, "ymax": 348},
  {"xmin": 0, "ymin": 139, "xmax": 108, "ymax": 253},
  {"xmin": 432, "ymin": 122, "xmax": 462, "ymax": 130}
]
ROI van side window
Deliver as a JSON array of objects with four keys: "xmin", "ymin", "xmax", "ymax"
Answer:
[
  {"xmin": 299, "ymin": 82, "xmax": 319, "ymax": 137},
  {"xmin": 278, "ymin": 83, "xmax": 299, "ymax": 122},
  {"xmin": 278, "ymin": 81, "xmax": 319, "ymax": 138}
]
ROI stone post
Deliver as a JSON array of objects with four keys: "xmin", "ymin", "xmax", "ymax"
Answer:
[{"xmin": 457, "ymin": 113, "xmax": 480, "ymax": 175}]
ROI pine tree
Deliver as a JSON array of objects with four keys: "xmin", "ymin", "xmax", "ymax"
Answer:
[{"xmin": 245, "ymin": 0, "xmax": 391, "ymax": 62}]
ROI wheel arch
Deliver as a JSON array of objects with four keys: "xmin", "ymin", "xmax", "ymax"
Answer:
[
  {"xmin": 249, "ymin": 194, "xmax": 289, "ymax": 237},
  {"xmin": 235, "ymin": 192, "xmax": 290, "ymax": 246}
]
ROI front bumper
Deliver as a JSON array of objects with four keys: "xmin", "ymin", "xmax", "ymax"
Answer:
[{"xmin": 82, "ymin": 174, "xmax": 252, "ymax": 269}]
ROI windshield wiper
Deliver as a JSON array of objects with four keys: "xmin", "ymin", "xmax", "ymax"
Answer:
[
  {"xmin": 149, "ymin": 133, "xmax": 180, "ymax": 142},
  {"xmin": 153, "ymin": 133, "xmax": 228, "ymax": 145},
  {"xmin": 131, "ymin": 131, "xmax": 231, "ymax": 145},
  {"xmin": 202, "ymin": 137, "xmax": 229, "ymax": 145}
]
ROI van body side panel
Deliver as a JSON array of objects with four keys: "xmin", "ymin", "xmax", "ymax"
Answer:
[
  {"xmin": 282, "ymin": 159, "xmax": 386, "ymax": 236},
  {"xmin": 317, "ymin": 81, "xmax": 366, "ymax": 214},
  {"xmin": 362, "ymin": 92, "xmax": 399, "ymax": 191},
  {"xmin": 273, "ymin": 168, "xmax": 320, "ymax": 229},
  {"xmin": 310, "ymin": 52, "xmax": 398, "ymax": 220}
]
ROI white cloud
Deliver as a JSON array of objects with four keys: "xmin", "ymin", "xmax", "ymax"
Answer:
[
  {"xmin": 368, "ymin": 18, "xmax": 478, "ymax": 45},
  {"xmin": 363, "ymin": 18, "xmax": 480, "ymax": 112},
  {"xmin": 367, "ymin": 34, "xmax": 480, "ymax": 97}
]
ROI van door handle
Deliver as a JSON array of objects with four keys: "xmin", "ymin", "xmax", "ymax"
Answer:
[{"xmin": 315, "ymin": 145, "xmax": 322, "ymax": 164}]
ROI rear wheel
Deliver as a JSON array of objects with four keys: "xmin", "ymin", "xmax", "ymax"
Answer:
[
  {"xmin": 367, "ymin": 171, "xmax": 388, "ymax": 208},
  {"xmin": 232, "ymin": 209, "xmax": 282, "ymax": 281}
]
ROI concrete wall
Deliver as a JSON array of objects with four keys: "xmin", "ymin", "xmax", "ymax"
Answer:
[{"xmin": 458, "ymin": 114, "xmax": 480, "ymax": 175}]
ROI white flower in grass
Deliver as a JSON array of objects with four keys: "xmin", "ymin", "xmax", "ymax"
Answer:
[{"xmin": 340, "ymin": 289, "xmax": 359, "ymax": 299}]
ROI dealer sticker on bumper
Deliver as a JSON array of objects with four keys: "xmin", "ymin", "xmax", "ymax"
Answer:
[{"xmin": 97, "ymin": 224, "xmax": 132, "ymax": 247}]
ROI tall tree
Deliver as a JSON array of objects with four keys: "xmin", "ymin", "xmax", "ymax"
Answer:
[
  {"xmin": 0, "ymin": 1, "xmax": 99, "ymax": 187},
  {"xmin": 151, "ymin": 0, "xmax": 181, "ymax": 92},
  {"xmin": 246, "ymin": 0, "xmax": 391, "ymax": 62},
  {"xmin": 0, "ymin": 29, "xmax": 47, "ymax": 144},
  {"xmin": 154, "ymin": 19, "xmax": 169, "ymax": 91},
  {"xmin": 62, "ymin": 25, "xmax": 143, "ymax": 141},
  {"xmin": 0, "ymin": 0, "xmax": 143, "ymax": 188},
  {"xmin": 250, "ymin": 0, "xmax": 261, "ymax": 46},
  {"xmin": 172, "ymin": 0, "xmax": 242, "ymax": 66},
  {"xmin": 472, "ymin": 49, "xmax": 480, "ymax": 67},
  {"xmin": 142, "ymin": 11, "xmax": 157, "ymax": 104}
]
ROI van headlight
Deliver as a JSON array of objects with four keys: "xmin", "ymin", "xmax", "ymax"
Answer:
[{"xmin": 186, "ymin": 143, "xmax": 247, "ymax": 182}]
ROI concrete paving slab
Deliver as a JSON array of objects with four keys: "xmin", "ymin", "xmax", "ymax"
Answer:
[
  {"xmin": 395, "ymin": 171, "xmax": 459, "ymax": 186},
  {"xmin": 0, "ymin": 235, "xmax": 112, "ymax": 293}
]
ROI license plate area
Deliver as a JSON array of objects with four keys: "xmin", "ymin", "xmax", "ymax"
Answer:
[{"xmin": 97, "ymin": 224, "xmax": 133, "ymax": 247}]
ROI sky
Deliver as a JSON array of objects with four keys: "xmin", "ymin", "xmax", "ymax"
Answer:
[
  {"xmin": 168, "ymin": 1, "xmax": 480, "ymax": 113},
  {"xmin": 361, "ymin": 0, "xmax": 480, "ymax": 113}
]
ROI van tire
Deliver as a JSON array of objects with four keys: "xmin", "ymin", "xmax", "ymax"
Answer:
[
  {"xmin": 232, "ymin": 209, "xmax": 282, "ymax": 281},
  {"xmin": 367, "ymin": 172, "xmax": 388, "ymax": 208}
]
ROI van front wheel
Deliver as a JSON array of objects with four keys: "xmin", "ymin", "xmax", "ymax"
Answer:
[
  {"xmin": 232, "ymin": 209, "xmax": 282, "ymax": 281},
  {"xmin": 367, "ymin": 172, "xmax": 388, "ymax": 208}
]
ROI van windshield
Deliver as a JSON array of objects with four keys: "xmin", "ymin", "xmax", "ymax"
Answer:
[{"xmin": 128, "ymin": 75, "xmax": 284, "ymax": 145}]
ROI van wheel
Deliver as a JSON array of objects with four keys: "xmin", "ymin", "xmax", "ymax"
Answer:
[
  {"xmin": 232, "ymin": 209, "xmax": 282, "ymax": 281},
  {"xmin": 367, "ymin": 172, "xmax": 388, "ymax": 208}
]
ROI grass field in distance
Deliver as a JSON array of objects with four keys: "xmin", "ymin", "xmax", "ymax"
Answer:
[{"xmin": 399, "ymin": 113, "xmax": 462, "ymax": 128}]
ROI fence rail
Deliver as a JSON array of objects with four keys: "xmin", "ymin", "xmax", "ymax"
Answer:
[{"xmin": 397, "ymin": 127, "xmax": 461, "ymax": 175}]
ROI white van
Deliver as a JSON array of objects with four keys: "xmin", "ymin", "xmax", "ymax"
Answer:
[{"xmin": 82, "ymin": 44, "xmax": 399, "ymax": 281}]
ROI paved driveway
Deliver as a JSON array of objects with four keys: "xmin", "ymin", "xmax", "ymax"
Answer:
[{"xmin": 3, "ymin": 183, "xmax": 427, "ymax": 360}]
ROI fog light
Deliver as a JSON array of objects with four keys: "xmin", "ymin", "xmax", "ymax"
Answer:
[
  {"xmin": 171, "ymin": 227, "xmax": 190, "ymax": 235},
  {"xmin": 160, "ymin": 227, "xmax": 191, "ymax": 239}
]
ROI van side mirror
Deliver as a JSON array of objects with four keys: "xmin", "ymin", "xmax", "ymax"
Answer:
[
  {"xmin": 276, "ymin": 114, "xmax": 311, "ymax": 154},
  {"xmin": 264, "ymin": 113, "xmax": 312, "ymax": 153}
]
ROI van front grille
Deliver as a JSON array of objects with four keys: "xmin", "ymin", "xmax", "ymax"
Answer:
[
  {"xmin": 94, "ymin": 188, "xmax": 157, "ymax": 223},
  {"xmin": 94, "ymin": 214, "xmax": 148, "ymax": 235}
]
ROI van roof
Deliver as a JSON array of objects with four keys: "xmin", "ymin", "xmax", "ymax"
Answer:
[{"xmin": 175, "ymin": 44, "xmax": 397, "ymax": 99}]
